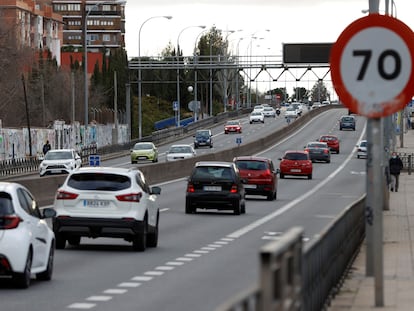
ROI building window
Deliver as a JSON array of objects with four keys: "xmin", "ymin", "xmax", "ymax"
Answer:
[{"xmin": 103, "ymin": 34, "xmax": 111, "ymax": 42}]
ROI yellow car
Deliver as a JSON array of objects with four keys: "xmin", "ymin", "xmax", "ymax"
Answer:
[{"xmin": 130, "ymin": 142, "xmax": 158, "ymax": 163}]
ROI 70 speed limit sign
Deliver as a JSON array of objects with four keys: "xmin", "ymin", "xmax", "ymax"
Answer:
[{"xmin": 330, "ymin": 14, "xmax": 414, "ymax": 118}]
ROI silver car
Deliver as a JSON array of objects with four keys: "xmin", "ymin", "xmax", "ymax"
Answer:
[{"xmin": 39, "ymin": 149, "xmax": 82, "ymax": 177}]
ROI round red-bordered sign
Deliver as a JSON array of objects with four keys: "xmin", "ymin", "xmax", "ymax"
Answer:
[{"xmin": 330, "ymin": 14, "xmax": 414, "ymax": 118}]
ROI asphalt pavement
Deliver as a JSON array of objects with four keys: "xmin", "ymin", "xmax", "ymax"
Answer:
[{"xmin": 327, "ymin": 129, "xmax": 414, "ymax": 310}]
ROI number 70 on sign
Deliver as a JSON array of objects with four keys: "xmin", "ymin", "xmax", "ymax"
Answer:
[{"xmin": 330, "ymin": 14, "xmax": 414, "ymax": 118}]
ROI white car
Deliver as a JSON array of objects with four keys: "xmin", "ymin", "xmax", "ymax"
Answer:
[
  {"xmin": 249, "ymin": 111, "xmax": 265, "ymax": 124},
  {"xmin": 253, "ymin": 105, "xmax": 265, "ymax": 113},
  {"xmin": 166, "ymin": 144, "xmax": 196, "ymax": 162},
  {"xmin": 39, "ymin": 149, "xmax": 82, "ymax": 177},
  {"xmin": 284, "ymin": 107, "xmax": 299, "ymax": 119},
  {"xmin": 356, "ymin": 140, "xmax": 367, "ymax": 159},
  {"xmin": 262, "ymin": 106, "xmax": 276, "ymax": 118},
  {"xmin": 52, "ymin": 167, "xmax": 161, "ymax": 252},
  {"xmin": 0, "ymin": 182, "xmax": 56, "ymax": 288}
]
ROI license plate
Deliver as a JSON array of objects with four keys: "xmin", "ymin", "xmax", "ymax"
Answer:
[
  {"xmin": 138, "ymin": 156, "xmax": 147, "ymax": 160},
  {"xmin": 84, "ymin": 200, "xmax": 110, "ymax": 207},
  {"xmin": 291, "ymin": 169, "xmax": 301, "ymax": 172},
  {"xmin": 244, "ymin": 184, "xmax": 257, "ymax": 189},
  {"xmin": 203, "ymin": 186, "xmax": 221, "ymax": 191}
]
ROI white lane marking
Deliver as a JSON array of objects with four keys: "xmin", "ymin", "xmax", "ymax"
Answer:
[
  {"xmin": 208, "ymin": 244, "xmax": 223, "ymax": 248},
  {"xmin": 214, "ymin": 241, "xmax": 229, "ymax": 245},
  {"xmin": 221, "ymin": 238, "xmax": 234, "ymax": 242},
  {"xmin": 194, "ymin": 250, "xmax": 209, "ymax": 254},
  {"xmin": 86, "ymin": 296, "xmax": 112, "ymax": 302},
  {"xmin": 131, "ymin": 276, "xmax": 152, "ymax": 281},
  {"xmin": 103, "ymin": 289, "xmax": 128, "ymax": 294},
  {"xmin": 118, "ymin": 282, "xmax": 141, "ymax": 288},
  {"xmin": 67, "ymin": 303, "xmax": 96, "ymax": 309},
  {"xmin": 176, "ymin": 257, "xmax": 193, "ymax": 261},
  {"xmin": 144, "ymin": 271, "xmax": 164, "ymax": 276},
  {"xmin": 228, "ymin": 124, "xmax": 367, "ymax": 239},
  {"xmin": 185, "ymin": 253, "xmax": 201, "ymax": 258},
  {"xmin": 160, "ymin": 208, "xmax": 169, "ymax": 212},
  {"xmin": 156, "ymin": 266, "xmax": 175, "ymax": 271},
  {"xmin": 166, "ymin": 261, "xmax": 185, "ymax": 266},
  {"xmin": 201, "ymin": 247, "xmax": 216, "ymax": 251}
]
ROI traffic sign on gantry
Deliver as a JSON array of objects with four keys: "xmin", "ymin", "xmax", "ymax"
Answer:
[{"xmin": 330, "ymin": 14, "xmax": 414, "ymax": 118}]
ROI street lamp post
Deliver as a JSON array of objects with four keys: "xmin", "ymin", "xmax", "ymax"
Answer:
[
  {"xmin": 176, "ymin": 25, "xmax": 205, "ymax": 127},
  {"xmin": 193, "ymin": 29, "xmax": 207, "ymax": 121},
  {"xmin": 236, "ymin": 37, "xmax": 245, "ymax": 109},
  {"xmin": 138, "ymin": 15, "xmax": 172, "ymax": 139},
  {"xmin": 84, "ymin": 0, "xmax": 123, "ymax": 128}
]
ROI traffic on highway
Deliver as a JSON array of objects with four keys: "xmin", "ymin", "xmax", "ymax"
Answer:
[{"xmin": 0, "ymin": 107, "xmax": 367, "ymax": 311}]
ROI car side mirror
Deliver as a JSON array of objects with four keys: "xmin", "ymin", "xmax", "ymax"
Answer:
[
  {"xmin": 42, "ymin": 207, "xmax": 56, "ymax": 219},
  {"xmin": 151, "ymin": 186, "xmax": 161, "ymax": 195}
]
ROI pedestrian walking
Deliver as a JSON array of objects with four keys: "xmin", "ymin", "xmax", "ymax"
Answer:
[
  {"xmin": 42, "ymin": 140, "xmax": 51, "ymax": 155},
  {"xmin": 389, "ymin": 152, "xmax": 403, "ymax": 192}
]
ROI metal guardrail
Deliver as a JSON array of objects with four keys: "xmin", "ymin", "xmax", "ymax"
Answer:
[{"xmin": 216, "ymin": 196, "xmax": 365, "ymax": 311}]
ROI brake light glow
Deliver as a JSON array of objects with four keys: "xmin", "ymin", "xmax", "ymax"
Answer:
[
  {"xmin": 187, "ymin": 183, "xmax": 195, "ymax": 193},
  {"xmin": 116, "ymin": 192, "xmax": 142, "ymax": 202},
  {"xmin": 56, "ymin": 190, "xmax": 79, "ymax": 200},
  {"xmin": 230, "ymin": 184, "xmax": 238, "ymax": 193},
  {"xmin": 0, "ymin": 257, "xmax": 11, "ymax": 271},
  {"xmin": 0, "ymin": 215, "xmax": 22, "ymax": 229}
]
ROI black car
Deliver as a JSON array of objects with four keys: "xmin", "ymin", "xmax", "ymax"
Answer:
[
  {"xmin": 194, "ymin": 129, "xmax": 213, "ymax": 149},
  {"xmin": 185, "ymin": 161, "xmax": 246, "ymax": 215},
  {"xmin": 304, "ymin": 141, "xmax": 331, "ymax": 163},
  {"xmin": 339, "ymin": 115, "xmax": 356, "ymax": 130}
]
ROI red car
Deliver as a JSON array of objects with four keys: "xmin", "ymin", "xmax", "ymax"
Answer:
[
  {"xmin": 233, "ymin": 156, "xmax": 278, "ymax": 200},
  {"xmin": 318, "ymin": 135, "xmax": 340, "ymax": 154},
  {"xmin": 279, "ymin": 150, "xmax": 313, "ymax": 179},
  {"xmin": 224, "ymin": 120, "xmax": 242, "ymax": 134}
]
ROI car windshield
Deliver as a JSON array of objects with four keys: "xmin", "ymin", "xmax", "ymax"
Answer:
[
  {"xmin": 67, "ymin": 173, "xmax": 131, "ymax": 191},
  {"xmin": 0, "ymin": 193, "xmax": 14, "ymax": 216},
  {"xmin": 196, "ymin": 131, "xmax": 210, "ymax": 138},
  {"xmin": 193, "ymin": 166, "xmax": 233, "ymax": 180},
  {"xmin": 286, "ymin": 107, "xmax": 296, "ymax": 111},
  {"xmin": 227, "ymin": 121, "xmax": 238, "ymax": 125},
  {"xmin": 341, "ymin": 117, "xmax": 354, "ymax": 121},
  {"xmin": 360, "ymin": 141, "xmax": 367, "ymax": 147},
  {"xmin": 170, "ymin": 146, "xmax": 192, "ymax": 153},
  {"xmin": 284, "ymin": 153, "xmax": 308, "ymax": 160},
  {"xmin": 235, "ymin": 161, "xmax": 267, "ymax": 170},
  {"xmin": 45, "ymin": 151, "xmax": 73, "ymax": 160},
  {"xmin": 134, "ymin": 143, "xmax": 153, "ymax": 150},
  {"xmin": 251, "ymin": 112, "xmax": 261, "ymax": 115}
]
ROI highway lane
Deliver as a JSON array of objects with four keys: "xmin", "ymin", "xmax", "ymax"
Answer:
[{"xmin": 0, "ymin": 108, "xmax": 368, "ymax": 311}]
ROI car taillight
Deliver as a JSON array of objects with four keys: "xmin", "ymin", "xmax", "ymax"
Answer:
[
  {"xmin": 0, "ymin": 215, "xmax": 22, "ymax": 229},
  {"xmin": 187, "ymin": 183, "xmax": 195, "ymax": 193},
  {"xmin": 323, "ymin": 149, "xmax": 329, "ymax": 154},
  {"xmin": 116, "ymin": 192, "xmax": 142, "ymax": 202},
  {"xmin": 304, "ymin": 148, "xmax": 309, "ymax": 153},
  {"xmin": 0, "ymin": 257, "xmax": 12, "ymax": 271},
  {"xmin": 56, "ymin": 190, "xmax": 79, "ymax": 200},
  {"xmin": 262, "ymin": 169, "xmax": 272, "ymax": 179},
  {"xmin": 230, "ymin": 184, "xmax": 238, "ymax": 193}
]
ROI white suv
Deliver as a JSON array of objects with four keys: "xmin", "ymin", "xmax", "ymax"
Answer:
[
  {"xmin": 52, "ymin": 167, "xmax": 161, "ymax": 252},
  {"xmin": 0, "ymin": 182, "xmax": 56, "ymax": 288},
  {"xmin": 39, "ymin": 149, "xmax": 82, "ymax": 177}
]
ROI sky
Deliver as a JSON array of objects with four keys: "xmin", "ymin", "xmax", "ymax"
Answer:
[{"xmin": 123, "ymin": 0, "xmax": 414, "ymax": 96}]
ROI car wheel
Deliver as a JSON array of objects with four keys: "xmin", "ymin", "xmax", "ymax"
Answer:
[
  {"xmin": 267, "ymin": 191, "xmax": 276, "ymax": 201},
  {"xmin": 147, "ymin": 213, "xmax": 159, "ymax": 248},
  {"xmin": 36, "ymin": 243, "xmax": 54, "ymax": 281},
  {"xmin": 132, "ymin": 219, "xmax": 147, "ymax": 252},
  {"xmin": 185, "ymin": 199, "xmax": 195, "ymax": 214},
  {"xmin": 327, "ymin": 159, "xmax": 331, "ymax": 163},
  {"xmin": 55, "ymin": 233, "xmax": 66, "ymax": 250},
  {"xmin": 233, "ymin": 199, "xmax": 241, "ymax": 215},
  {"xmin": 209, "ymin": 144, "xmax": 213, "ymax": 148},
  {"xmin": 308, "ymin": 174, "xmax": 313, "ymax": 180},
  {"xmin": 241, "ymin": 200, "xmax": 246, "ymax": 214},
  {"xmin": 280, "ymin": 173, "xmax": 285, "ymax": 179},
  {"xmin": 261, "ymin": 120, "xmax": 264, "ymax": 123},
  {"xmin": 13, "ymin": 249, "xmax": 32, "ymax": 289},
  {"xmin": 250, "ymin": 121, "xmax": 252, "ymax": 124},
  {"xmin": 340, "ymin": 127, "xmax": 342, "ymax": 131},
  {"xmin": 67, "ymin": 236, "xmax": 81, "ymax": 246},
  {"xmin": 337, "ymin": 150, "xmax": 340, "ymax": 154},
  {"xmin": 357, "ymin": 155, "xmax": 360, "ymax": 159}
]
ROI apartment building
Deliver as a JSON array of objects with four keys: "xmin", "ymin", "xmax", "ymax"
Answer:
[
  {"xmin": 0, "ymin": 0, "xmax": 63, "ymax": 64},
  {"xmin": 52, "ymin": 0, "xmax": 125, "ymax": 53}
]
